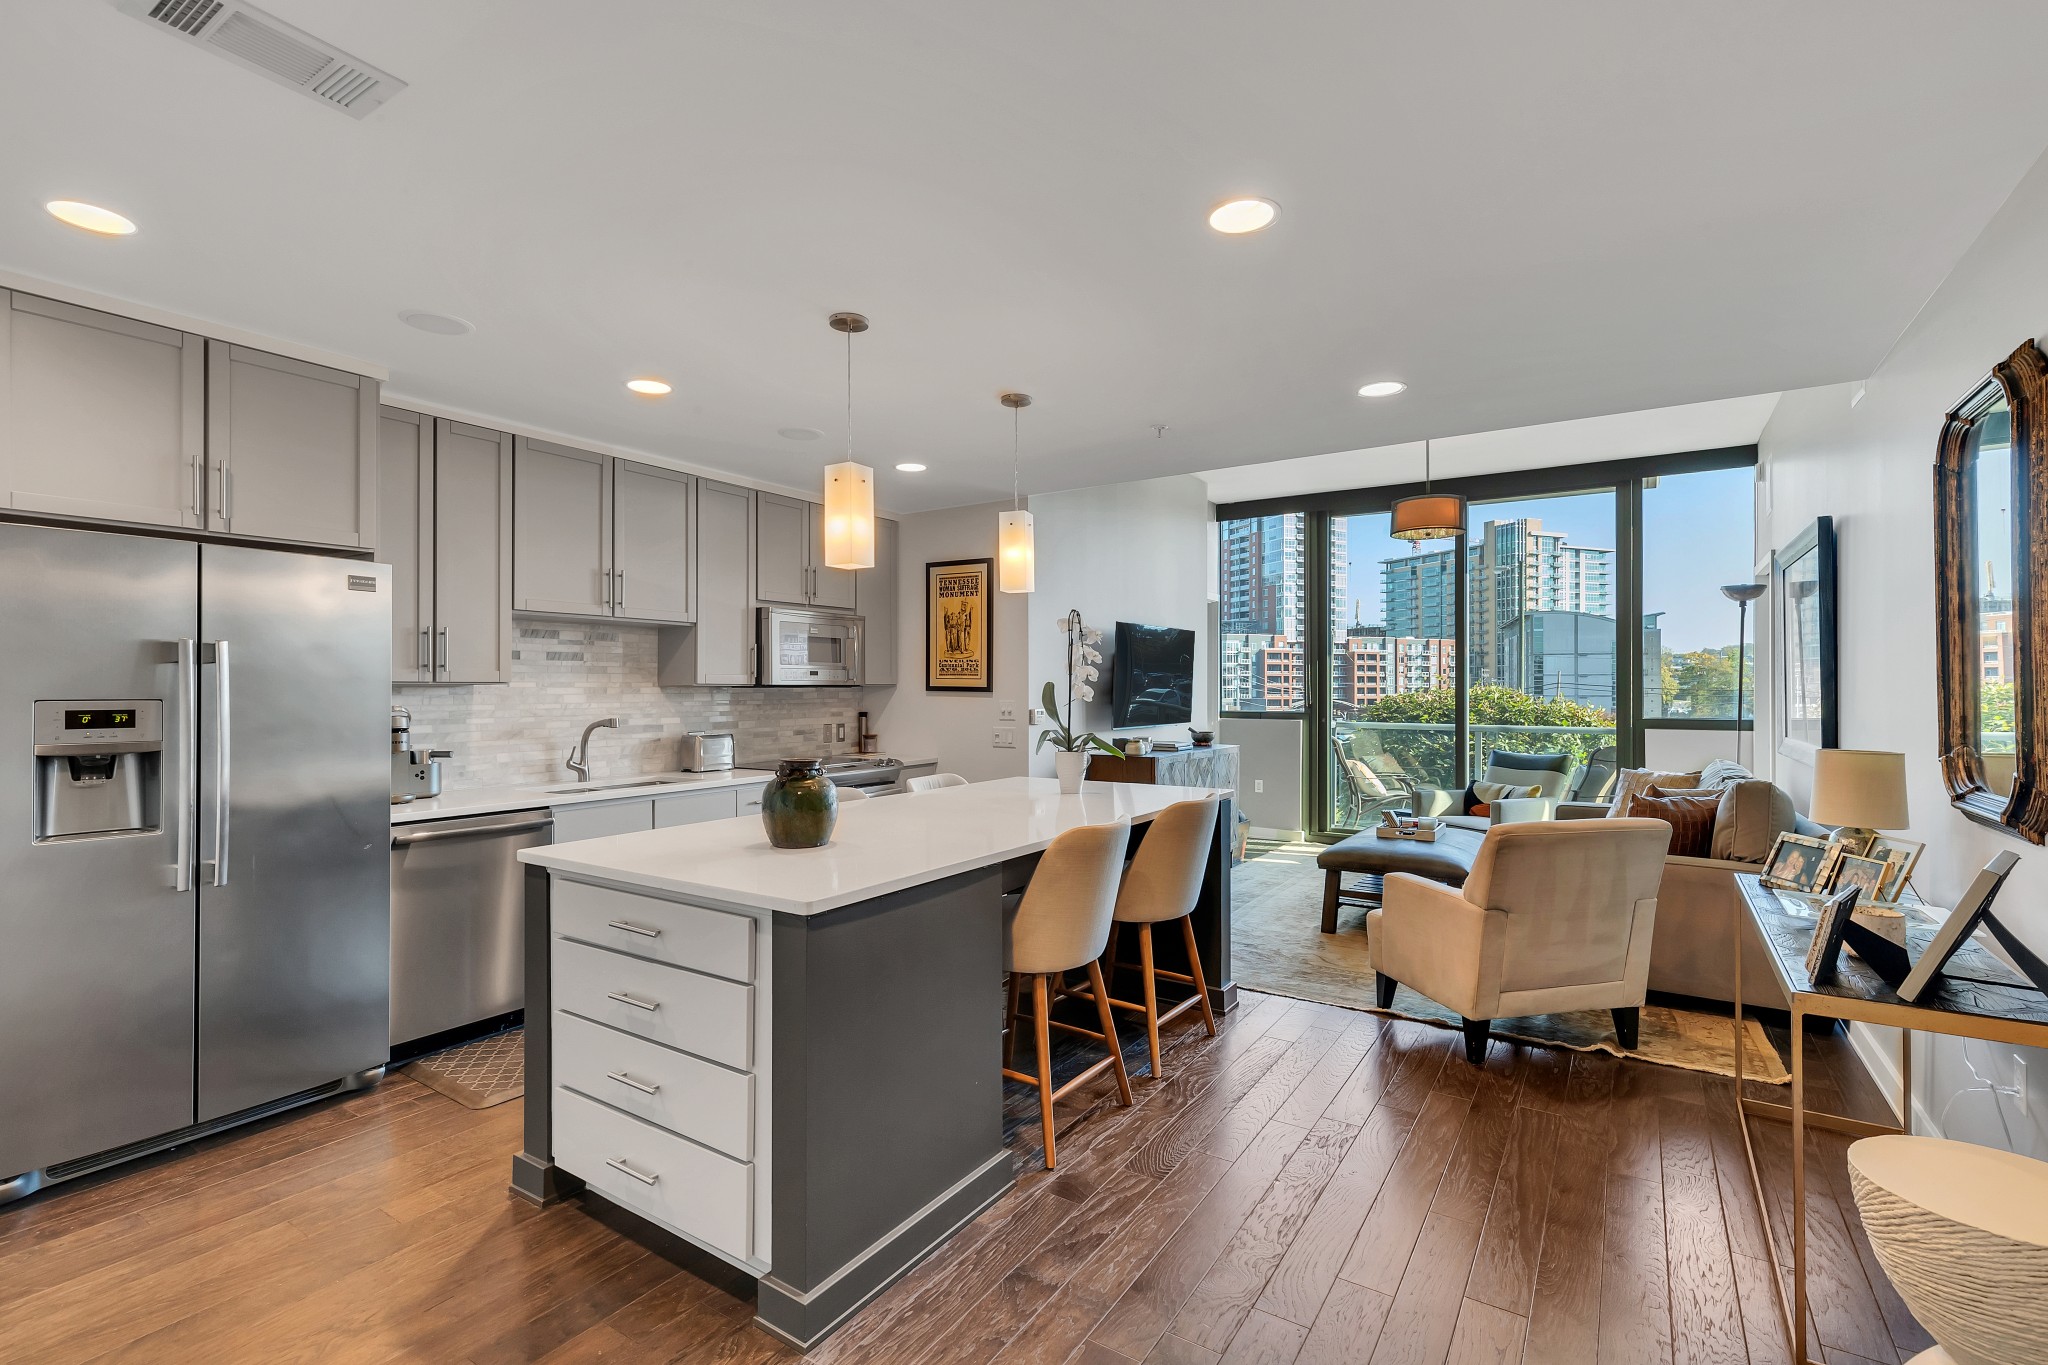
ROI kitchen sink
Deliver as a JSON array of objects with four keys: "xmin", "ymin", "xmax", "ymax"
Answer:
[{"xmin": 543, "ymin": 778, "xmax": 676, "ymax": 794}]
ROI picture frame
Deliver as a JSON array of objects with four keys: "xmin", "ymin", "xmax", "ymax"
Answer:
[
  {"xmin": 1898, "ymin": 852, "xmax": 2023, "ymax": 1003},
  {"xmin": 925, "ymin": 558, "xmax": 994, "ymax": 692},
  {"xmin": 1803, "ymin": 885, "xmax": 1863, "ymax": 985},
  {"xmin": 1762, "ymin": 831, "xmax": 1839, "ymax": 893},
  {"xmin": 1774, "ymin": 516, "xmax": 1838, "ymax": 759},
  {"xmin": 1830, "ymin": 852, "xmax": 1890, "ymax": 906},
  {"xmin": 1867, "ymin": 835, "xmax": 1925, "ymax": 905}
]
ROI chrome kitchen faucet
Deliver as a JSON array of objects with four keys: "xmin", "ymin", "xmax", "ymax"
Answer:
[{"xmin": 565, "ymin": 717, "xmax": 618, "ymax": 782}]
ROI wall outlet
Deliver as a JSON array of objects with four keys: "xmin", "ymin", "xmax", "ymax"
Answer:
[
  {"xmin": 1028, "ymin": 707, "xmax": 1048, "ymax": 725},
  {"xmin": 992, "ymin": 726, "xmax": 1017, "ymax": 749},
  {"xmin": 1254, "ymin": 779, "xmax": 1265, "ymax": 794},
  {"xmin": 823, "ymin": 724, "xmax": 834, "ymax": 743},
  {"xmin": 997, "ymin": 700, "xmax": 1017, "ymax": 722},
  {"xmin": 836, "ymin": 722, "xmax": 846, "ymax": 742}
]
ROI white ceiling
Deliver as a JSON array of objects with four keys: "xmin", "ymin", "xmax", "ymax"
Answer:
[
  {"xmin": 6, "ymin": 2, "xmax": 2047, "ymax": 512},
  {"xmin": 1198, "ymin": 392, "xmax": 1784, "ymax": 505}
]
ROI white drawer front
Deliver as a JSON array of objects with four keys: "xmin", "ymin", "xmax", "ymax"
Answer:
[
  {"xmin": 554, "ymin": 1011, "xmax": 753, "ymax": 1159},
  {"xmin": 553, "ymin": 1086, "xmax": 751, "ymax": 1260},
  {"xmin": 555, "ymin": 879, "xmax": 753, "ymax": 982},
  {"xmin": 653, "ymin": 787, "xmax": 740, "ymax": 828},
  {"xmin": 735, "ymin": 782, "xmax": 767, "ymax": 817},
  {"xmin": 552, "ymin": 937, "xmax": 752, "ymax": 1069},
  {"xmin": 550, "ymin": 798, "xmax": 655, "ymax": 843}
]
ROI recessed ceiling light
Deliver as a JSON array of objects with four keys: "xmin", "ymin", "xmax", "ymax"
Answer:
[
  {"xmin": 1357, "ymin": 380, "xmax": 1408, "ymax": 398},
  {"xmin": 46, "ymin": 200, "xmax": 136, "ymax": 236},
  {"xmin": 399, "ymin": 310, "xmax": 473, "ymax": 336},
  {"xmin": 1207, "ymin": 197, "xmax": 1277, "ymax": 234},
  {"xmin": 626, "ymin": 378, "xmax": 672, "ymax": 396},
  {"xmin": 779, "ymin": 427, "xmax": 824, "ymax": 441},
  {"xmin": 894, "ymin": 462, "xmax": 927, "ymax": 473}
]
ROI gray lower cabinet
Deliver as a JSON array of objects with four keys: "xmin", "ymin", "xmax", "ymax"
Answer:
[
  {"xmin": 556, "ymin": 783, "xmax": 766, "ymax": 842},
  {"xmin": 659, "ymin": 479, "xmax": 756, "ymax": 686},
  {"xmin": 378, "ymin": 410, "xmax": 512, "ymax": 684},
  {"xmin": 206, "ymin": 341, "xmax": 378, "ymax": 549},
  {"xmin": 859, "ymin": 515, "xmax": 900, "ymax": 685},
  {"xmin": 0, "ymin": 291, "xmax": 204, "ymax": 529},
  {"xmin": 550, "ymin": 798, "xmax": 654, "ymax": 843},
  {"xmin": 514, "ymin": 437, "xmax": 612, "ymax": 617},
  {"xmin": 612, "ymin": 460, "xmax": 693, "ymax": 624}
]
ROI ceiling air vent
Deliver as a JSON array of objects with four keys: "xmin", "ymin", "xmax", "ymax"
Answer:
[{"xmin": 115, "ymin": 0, "xmax": 407, "ymax": 118}]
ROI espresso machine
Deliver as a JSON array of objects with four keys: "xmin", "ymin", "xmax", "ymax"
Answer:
[{"xmin": 390, "ymin": 707, "xmax": 449, "ymax": 803}]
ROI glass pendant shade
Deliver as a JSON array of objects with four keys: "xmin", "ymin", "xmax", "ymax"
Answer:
[
  {"xmin": 822, "ymin": 460, "xmax": 875, "ymax": 569},
  {"xmin": 998, "ymin": 509, "xmax": 1036, "ymax": 594},
  {"xmin": 1389, "ymin": 492, "xmax": 1466, "ymax": 541}
]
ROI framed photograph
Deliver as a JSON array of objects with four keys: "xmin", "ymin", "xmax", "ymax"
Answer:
[
  {"xmin": 1899, "ymin": 852, "xmax": 2022, "ymax": 1003},
  {"xmin": 1803, "ymin": 885, "xmax": 1863, "ymax": 985},
  {"xmin": 1774, "ymin": 516, "xmax": 1838, "ymax": 758},
  {"xmin": 925, "ymin": 558, "xmax": 994, "ymax": 692},
  {"xmin": 1762, "ymin": 832, "xmax": 1839, "ymax": 893},
  {"xmin": 1827, "ymin": 829, "xmax": 1877, "ymax": 859},
  {"xmin": 1867, "ymin": 835, "xmax": 1924, "ymax": 905},
  {"xmin": 1830, "ymin": 852, "xmax": 1890, "ymax": 905}
]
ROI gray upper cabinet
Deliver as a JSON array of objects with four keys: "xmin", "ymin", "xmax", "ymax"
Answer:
[
  {"xmin": 0, "ymin": 291, "xmax": 204, "ymax": 529},
  {"xmin": 613, "ymin": 460, "xmax": 694, "ymax": 625},
  {"xmin": 755, "ymin": 491, "xmax": 811, "ymax": 606},
  {"xmin": 378, "ymin": 408, "xmax": 431, "ymax": 682},
  {"xmin": 378, "ymin": 411, "xmax": 513, "ymax": 685},
  {"xmin": 659, "ymin": 479, "xmax": 755, "ymax": 686},
  {"xmin": 513, "ymin": 437, "xmax": 611, "ymax": 617},
  {"xmin": 433, "ymin": 420, "xmax": 513, "ymax": 683},
  {"xmin": 206, "ymin": 341, "xmax": 378, "ymax": 549},
  {"xmin": 809, "ymin": 502, "xmax": 859, "ymax": 610},
  {"xmin": 859, "ymin": 515, "xmax": 900, "ymax": 685}
]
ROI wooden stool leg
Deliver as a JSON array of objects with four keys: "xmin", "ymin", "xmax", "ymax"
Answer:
[
  {"xmin": 1033, "ymin": 974, "xmax": 1056, "ymax": 1168},
  {"xmin": 1105, "ymin": 923, "xmax": 1123, "ymax": 984},
  {"xmin": 1086, "ymin": 961, "xmax": 1131, "ymax": 1106},
  {"xmin": 1138, "ymin": 923, "xmax": 1162, "ymax": 1080},
  {"xmin": 1179, "ymin": 914, "xmax": 1217, "ymax": 1037},
  {"xmin": 1321, "ymin": 871, "xmax": 1341, "ymax": 933},
  {"xmin": 1004, "ymin": 972, "xmax": 1022, "ymax": 1067}
]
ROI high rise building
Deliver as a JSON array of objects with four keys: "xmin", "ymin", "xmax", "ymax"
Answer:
[{"xmin": 1219, "ymin": 516, "xmax": 1346, "ymax": 710}]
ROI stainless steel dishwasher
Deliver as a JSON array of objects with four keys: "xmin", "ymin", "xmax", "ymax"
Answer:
[{"xmin": 389, "ymin": 809, "xmax": 553, "ymax": 1051}]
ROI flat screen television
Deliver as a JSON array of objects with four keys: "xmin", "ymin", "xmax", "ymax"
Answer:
[{"xmin": 1111, "ymin": 622, "xmax": 1195, "ymax": 728}]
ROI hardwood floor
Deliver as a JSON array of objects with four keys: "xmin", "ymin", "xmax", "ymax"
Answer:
[{"xmin": 0, "ymin": 992, "xmax": 1933, "ymax": 1364}]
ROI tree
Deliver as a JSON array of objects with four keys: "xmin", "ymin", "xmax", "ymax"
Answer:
[
  {"xmin": 1351, "ymin": 685, "xmax": 1615, "ymax": 787},
  {"xmin": 1982, "ymin": 680, "xmax": 2016, "ymax": 752},
  {"xmin": 1659, "ymin": 644, "xmax": 1752, "ymax": 719}
]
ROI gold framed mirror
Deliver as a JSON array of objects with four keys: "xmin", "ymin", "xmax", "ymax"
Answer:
[{"xmin": 1935, "ymin": 339, "xmax": 2048, "ymax": 840}]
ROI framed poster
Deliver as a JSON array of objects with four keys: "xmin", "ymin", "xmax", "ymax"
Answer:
[
  {"xmin": 926, "ymin": 558, "xmax": 994, "ymax": 692},
  {"xmin": 1775, "ymin": 516, "xmax": 1838, "ymax": 757}
]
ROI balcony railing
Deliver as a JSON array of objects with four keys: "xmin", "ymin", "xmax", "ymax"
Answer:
[{"xmin": 1332, "ymin": 719, "xmax": 1615, "ymax": 800}]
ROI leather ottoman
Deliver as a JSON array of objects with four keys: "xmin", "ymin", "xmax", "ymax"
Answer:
[{"xmin": 1315, "ymin": 823, "xmax": 1485, "ymax": 933}]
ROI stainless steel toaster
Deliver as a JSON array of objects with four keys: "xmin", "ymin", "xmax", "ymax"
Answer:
[{"xmin": 680, "ymin": 731, "xmax": 735, "ymax": 772}]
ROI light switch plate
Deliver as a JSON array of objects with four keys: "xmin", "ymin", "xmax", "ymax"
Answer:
[
  {"xmin": 997, "ymin": 700, "xmax": 1018, "ymax": 722},
  {"xmin": 992, "ymin": 726, "xmax": 1017, "ymax": 749}
]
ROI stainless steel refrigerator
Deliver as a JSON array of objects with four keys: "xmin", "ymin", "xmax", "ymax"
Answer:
[{"xmin": 0, "ymin": 522, "xmax": 390, "ymax": 1201}]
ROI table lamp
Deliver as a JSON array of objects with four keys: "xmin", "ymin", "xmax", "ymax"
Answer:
[{"xmin": 1809, "ymin": 748, "xmax": 1909, "ymax": 848}]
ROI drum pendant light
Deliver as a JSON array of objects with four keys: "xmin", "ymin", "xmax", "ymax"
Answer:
[
  {"xmin": 997, "ymin": 392, "xmax": 1035, "ymax": 594},
  {"xmin": 822, "ymin": 312, "xmax": 876, "ymax": 570},
  {"xmin": 1389, "ymin": 438, "xmax": 1466, "ymax": 541}
]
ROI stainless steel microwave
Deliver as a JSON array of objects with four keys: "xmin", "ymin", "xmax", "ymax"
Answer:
[{"xmin": 759, "ymin": 607, "xmax": 863, "ymax": 686}]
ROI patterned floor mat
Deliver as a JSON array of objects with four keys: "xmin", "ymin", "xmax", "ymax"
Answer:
[{"xmin": 399, "ymin": 1029, "xmax": 525, "ymax": 1109}]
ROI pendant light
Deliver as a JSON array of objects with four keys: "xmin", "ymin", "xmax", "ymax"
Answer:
[
  {"xmin": 1389, "ymin": 438, "xmax": 1466, "ymax": 541},
  {"xmin": 997, "ymin": 392, "xmax": 1035, "ymax": 594},
  {"xmin": 822, "ymin": 312, "xmax": 876, "ymax": 570}
]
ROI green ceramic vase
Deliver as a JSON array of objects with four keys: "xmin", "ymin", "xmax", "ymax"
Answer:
[{"xmin": 761, "ymin": 758, "xmax": 838, "ymax": 848}]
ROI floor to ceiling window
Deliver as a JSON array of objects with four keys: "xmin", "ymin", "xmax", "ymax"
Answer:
[
  {"xmin": 1218, "ymin": 513, "xmax": 1309, "ymax": 715},
  {"xmin": 1641, "ymin": 464, "xmax": 1760, "ymax": 768}
]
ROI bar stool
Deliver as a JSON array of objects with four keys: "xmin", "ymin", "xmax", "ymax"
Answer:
[
  {"xmin": 908, "ymin": 772, "xmax": 969, "ymax": 792},
  {"xmin": 1001, "ymin": 817, "xmax": 1133, "ymax": 1168},
  {"xmin": 1095, "ymin": 796, "xmax": 1220, "ymax": 1080}
]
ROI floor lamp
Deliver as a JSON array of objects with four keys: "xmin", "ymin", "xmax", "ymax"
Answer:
[{"xmin": 1721, "ymin": 582, "xmax": 1767, "ymax": 766}]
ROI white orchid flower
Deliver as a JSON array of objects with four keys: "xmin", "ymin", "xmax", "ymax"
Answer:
[{"xmin": 1076, "ymin": 684, "xmax": 1095, "ymax": 702}]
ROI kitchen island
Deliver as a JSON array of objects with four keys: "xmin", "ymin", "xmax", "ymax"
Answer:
[{"xmin": 511, "ymin": 776, "xmax": 1234, "ymax": 1349}]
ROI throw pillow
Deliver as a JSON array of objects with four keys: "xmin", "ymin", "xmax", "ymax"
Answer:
[
  {"xmin": 1696, "ymin": 758, "xmax": 1753, "ymax": 791},
  {"xmin": 1346, "ymin": 759, "xmax": 1389, "ymax": 799},
  {"xmin": 1464, "ymin": 780, "xmax": 1541, "ymax": 817},
  {"xmin": 1608, "ymin": 767, "xmax": 1702, "ymax": 815},
  {"xmin": 1626, "ymin": 787, "xmax": 1720, "ymax": 858},
  {"xmin": 1711, "ymin": 778, "xmax": 1797, "ymax": 863}
]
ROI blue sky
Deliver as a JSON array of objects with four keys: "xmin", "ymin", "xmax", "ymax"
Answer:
[{"xmin": 1339, "ymin": 465, "xmax": 1756, "ymax": 653}]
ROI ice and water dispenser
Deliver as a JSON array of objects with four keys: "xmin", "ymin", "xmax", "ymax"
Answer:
[{"xmin": 32, "ymin": 700, "xmax": 163, "ymax": 842}]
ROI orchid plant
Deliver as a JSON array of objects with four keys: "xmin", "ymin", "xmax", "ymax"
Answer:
[{"xmin": 1037, "ymin": 610, "xmax": 1122, "ymax": 756}]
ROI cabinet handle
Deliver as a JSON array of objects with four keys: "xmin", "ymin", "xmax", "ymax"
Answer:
[
  {"xmin": 418, "ymin": 630, "xmax": 431, "ymax": 672},
  {"xmin": 616, "ymin": 568, "xmax": 626, "ymax": 612},
  {"xmin": 606, "ymin": 990, "xmax": 659, "ymax": 1012},
  {"xmin": 606, "ymin": 918, "xmax": 660, "ymax": 938},
  {"xmin": 436, "ymin": 626, "xmax": 449, "ymax": 674},
  {"xmin": 606, "ymin": 1157, "xmax": 660, "ymax": 1186},
  {"xmin": 606, "ymin": 1070, "xmax": 660, "ymax": 1096}
]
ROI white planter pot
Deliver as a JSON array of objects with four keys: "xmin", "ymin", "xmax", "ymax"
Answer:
[{"xmin": 1054, "ymin": 750, "xmax": 1087, "ymax": 794}]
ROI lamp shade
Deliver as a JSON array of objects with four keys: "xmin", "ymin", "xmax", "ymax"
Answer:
[
  {"xmin": 1389, "ymin": 492, "xmax": 1467, "ymax": 542},
  {"xmin": 1809, "ymin": 749, "xmax": 1910, "ymax": 831},
  {"xmin": 821, "ymin": 460, "xmax": 875, "ymax": 569},
  {"xmin": 998, "ymin": 509, "xmax": 1035, "ymax": 594}
]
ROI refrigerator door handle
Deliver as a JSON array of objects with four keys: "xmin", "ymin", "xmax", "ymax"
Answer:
[
  {"xmin": 203, "ymin": 640, "xmax": 231, "ymax": 887},
  {"xmin": 173, "ymin": 638, "xmax": 196, "ymax": 892}
]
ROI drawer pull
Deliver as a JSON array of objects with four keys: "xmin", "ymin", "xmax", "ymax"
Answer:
[
  {"xmin": 606, "ymin": 1157, "xmax": 660, "ymax": 1186},
  {"xmin": 606, "ymin": 1069, "xmax": 660, "ymax": 1095},
  {"xmin": 606, "ymin": 990, "xmax": 660, "ymax": 1012},
  {"xmin": 607, "ymin": 918, "xmax": 661, "ymax": 938}
]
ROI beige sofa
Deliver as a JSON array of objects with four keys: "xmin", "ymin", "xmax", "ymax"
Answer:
[{"xmin": 1557, "ymin": 778, "xmax": 1822, "ymax": 1011}]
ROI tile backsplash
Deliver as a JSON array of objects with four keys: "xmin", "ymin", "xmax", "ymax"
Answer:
[{"xmin": 396, "ymin": 621, "xmax": 868, "ymax": 788}]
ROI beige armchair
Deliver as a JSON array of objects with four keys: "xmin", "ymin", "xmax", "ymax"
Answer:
[{"xmin": 1368, "ymin": 818, "xmax": 1672, "ymax": 1063}]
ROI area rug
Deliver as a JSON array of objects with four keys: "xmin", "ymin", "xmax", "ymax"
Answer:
[
  {"xmin": 1231, "ymin": 842, "xmax": 1790, "ymax": 1083},
  {"xmin": 398, "ymin": 1028, "xmax": 525, "ymax": 1109}
]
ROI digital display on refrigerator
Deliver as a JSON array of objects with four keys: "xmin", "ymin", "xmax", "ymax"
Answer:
[{"xmin": 63, "ymin": 709, "xmax": 137, "ymax": 730}]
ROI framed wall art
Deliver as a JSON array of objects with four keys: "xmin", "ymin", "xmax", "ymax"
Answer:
[
  {"xmin": 926, "ymin": 558, "xmax": 994, "ymax": 692},
  {"xmin": 1775, "ymin": 515, "xmax": 1838, "ymax": 758}
]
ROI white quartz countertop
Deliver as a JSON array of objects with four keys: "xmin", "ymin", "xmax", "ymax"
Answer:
[
  {"xmin": 389, "ymin": 754, "xmax": 940, "ymax": 825},
  {"xmin": 518, "ymin": 776, "xmax": 1224, "ymax": 916}
]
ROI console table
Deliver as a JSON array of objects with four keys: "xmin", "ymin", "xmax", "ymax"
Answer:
[{"xmin": 1731, "ymin": 873, "xmax": 2048, "ymax": 1365}]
